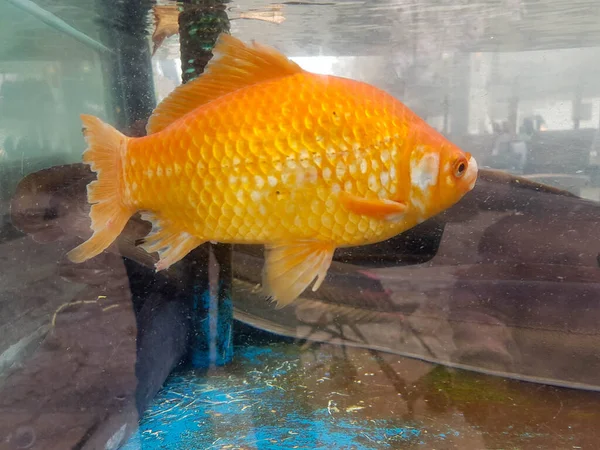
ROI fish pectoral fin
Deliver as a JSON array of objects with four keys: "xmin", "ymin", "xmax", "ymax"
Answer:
[
  {"xmin": 138, "ymin": 212, "xmax": 204, "ymax": 271},
  {"xmin": 262, "ymin": 241, "xmax": 336, "ymax": 308},
  {"xmin": 338, "ymin": 192, "xmax": 406, "ymax": 221}
]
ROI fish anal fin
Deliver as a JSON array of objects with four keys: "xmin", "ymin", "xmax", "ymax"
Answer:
[
  {"xmin": 138, "ymin": 212, "xmax": 204, "ymax": 271},
  {"xmin": 339, "ymin": 192, "xmax": 406, "ymax": 221},
  {"xmin": 262, "ymin": 241, "xmax": 335, "ymax": 308},
  {"xmin": 146, "ymin": 33, "xmax": 303, "ymax": 134}
]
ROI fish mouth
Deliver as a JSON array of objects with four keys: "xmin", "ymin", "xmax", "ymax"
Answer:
[{"xmin": 465, "ymin": 156, "xmax": 478, "ymax": 191}]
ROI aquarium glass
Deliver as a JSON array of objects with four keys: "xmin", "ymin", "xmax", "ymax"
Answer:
[{"xmin": 2, "ymin": 0, "xmax": 600, "ymax": 449}]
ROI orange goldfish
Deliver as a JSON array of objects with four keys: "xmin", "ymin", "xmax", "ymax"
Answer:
[{"xmin": 67, "ymin": 33, "xmax": 478, "ymax": 307}]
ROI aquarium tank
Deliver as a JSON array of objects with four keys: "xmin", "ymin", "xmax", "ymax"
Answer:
[{"xmin": 1, "ymin": 0, "xmax": 600, "ymax": 449}]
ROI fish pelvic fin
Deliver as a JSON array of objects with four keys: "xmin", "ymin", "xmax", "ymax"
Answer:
[
  {"xmin": 262, "ymin": 241, "xmax": 335, "ymax": 308},
  {"xmin": 67, "ymin": 114, "xmax": 135, "ymax": 264},
  {"xmin": 137, "ymin": 212, "xmax": 205, "ymax": 271},
  {"xmin": 146, "ymin": 33, "xmax": 303, "ymax": 134}
]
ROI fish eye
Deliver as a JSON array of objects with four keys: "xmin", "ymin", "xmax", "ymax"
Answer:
[{"xmin": 454, "ymin": 158, "xmax": 467, "ymax": 178}]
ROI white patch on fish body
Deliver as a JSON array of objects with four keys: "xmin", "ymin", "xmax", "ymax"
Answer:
[
  {"xmin": 466, "ymin": 156, "xmax": 478, "ymax": 189},
  {"xmin": 336, "ymin": 161, "xmax": 346, "ymax": 179},
  {"xmin": 410, "ymin": 152, "xmax": 439, "ymax": 191},
  {"xmin": 360, "ymin": 159, "xmax": 368, "ymax": 174},
  {"xmin": 385, "ymin": 212, "xmax": 405, "ymax": 223},
  {"xmin": 380, "ymin": 171, "xmax": 389, "ymax": 186},
  {"xmin": 411, "ymin": 196, "xmax": 427, "ymax": 214},
  {"xmin": 389, "ymin": 166, "xmax": 397, "ymax": 182},
  {"xmin": 306, "ymin": 165, "xmax": 318, "ymax": 183},
  {"xmin": 368, "ymin": 174, "xmax": 378, "ymax": 190},
  {"xmin": 295, "ymin": 168, "xmax": 305, "ymax": 185}
]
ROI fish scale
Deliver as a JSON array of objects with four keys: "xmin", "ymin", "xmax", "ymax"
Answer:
[
  {"xmin": 125, "ymin": 74, "xmax": 399, "ymax": 245},
  {"xmin": 68, "ymin": 33, "xmax": 477, "ymax": 306}
]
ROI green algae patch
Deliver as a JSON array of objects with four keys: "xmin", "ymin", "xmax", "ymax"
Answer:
[{"xmin": 419, "ymin": 366, "xmax": 529, "ymax": 406}]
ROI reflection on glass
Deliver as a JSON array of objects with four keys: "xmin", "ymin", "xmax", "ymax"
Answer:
[{"xmin": 1, "ymin": 0, "xmax": 600, "ymax": 449}]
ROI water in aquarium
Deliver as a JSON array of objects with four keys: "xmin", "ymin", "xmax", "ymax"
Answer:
[{"xmin": 1, "ymin": 0, "xmax": 600, "ymax": 448}]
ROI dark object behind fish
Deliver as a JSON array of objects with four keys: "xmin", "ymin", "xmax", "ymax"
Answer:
[{"xmin": 10, "ymin": 164, "xmax": 600, "ymax": 391}]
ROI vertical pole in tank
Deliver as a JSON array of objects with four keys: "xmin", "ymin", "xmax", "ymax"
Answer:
[
  {"xmin": 178, "ymin": 0, "xmax": 234, "ymax": 369},
  {"xmin": 94, "ymin": 0, "xmax": 156, "ymax": 134}
]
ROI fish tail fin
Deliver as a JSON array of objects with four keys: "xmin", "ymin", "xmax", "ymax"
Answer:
[{"xmin": 67, "ymin": 114, "xmax": 134, "ymax": 263}]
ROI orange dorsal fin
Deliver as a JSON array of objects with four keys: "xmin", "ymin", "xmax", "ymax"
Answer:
[{"xmin": 146, "ymin": 33, "xmax": 304, "ymax": 134}]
